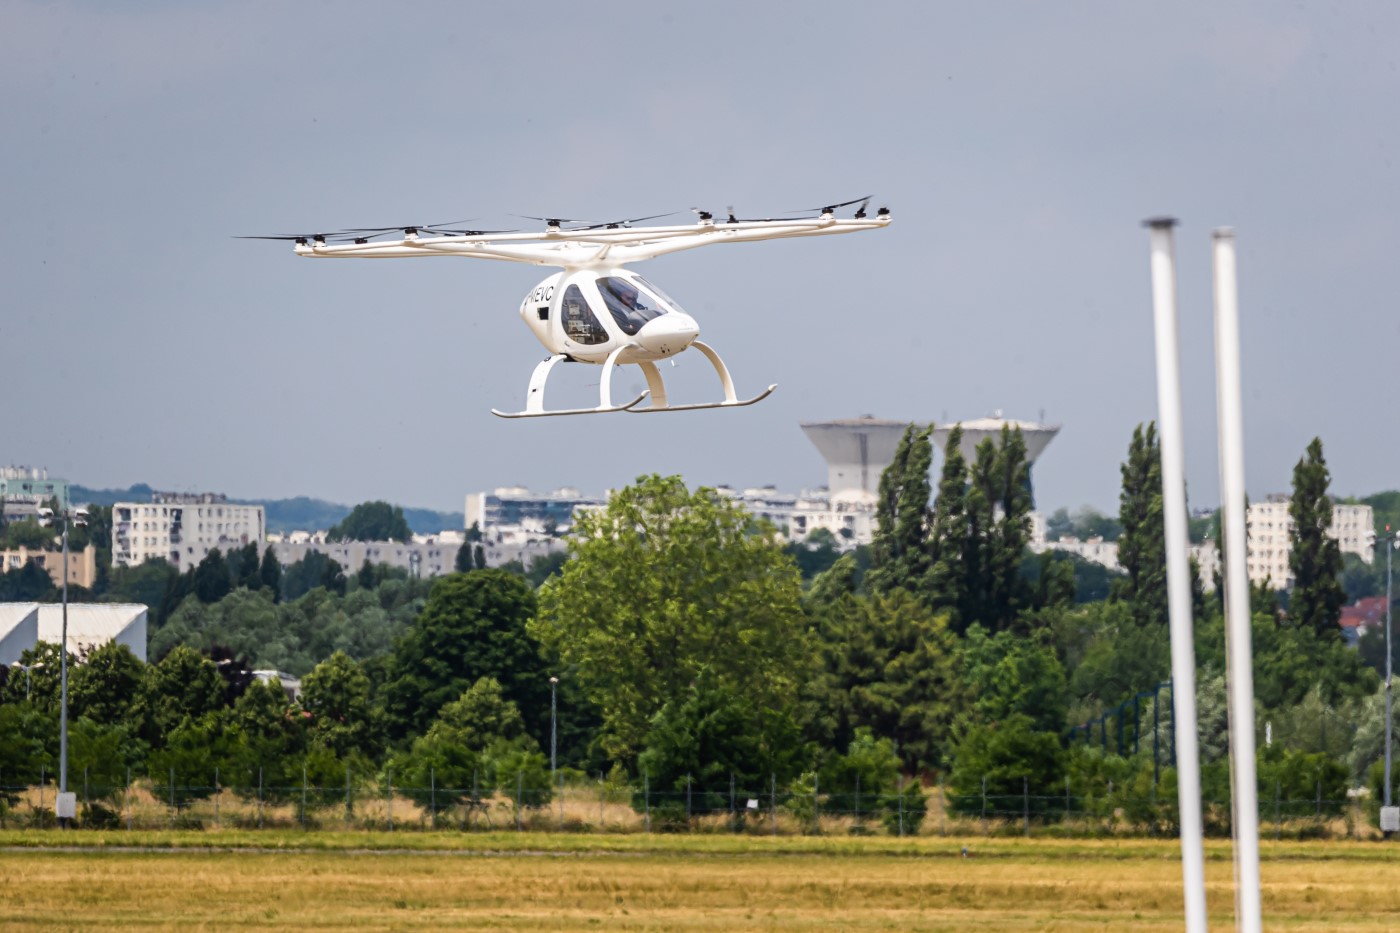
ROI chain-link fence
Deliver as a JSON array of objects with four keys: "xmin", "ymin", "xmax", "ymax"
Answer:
[{"xmin": 0, "ymin": 765, "xmax": 1372, "ymax": 839}]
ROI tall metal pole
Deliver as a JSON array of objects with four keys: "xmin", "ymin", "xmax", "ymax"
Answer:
[
  {"xmin": 1386, "ymin": 527, "xmax": 1394, "ymax": 816},
  {"xmin": 59, "ymin": 515, "xmax": 70, "ymax": 797},
  {"xmin": 549, "ymin": 676, "xmax": 558, "ymax": 781},
  {"xmin": 1213, "ymin": 228, "xmax": 1262, "ymax": 931},
  {"xmin": 1145, "ymin": 218, "xmax": 1208, "ymax": 933}
]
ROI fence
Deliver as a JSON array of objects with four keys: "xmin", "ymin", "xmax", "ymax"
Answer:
[{"xmin": 0, "ymin": 766, "xmax": 1372, "ymax": 839}]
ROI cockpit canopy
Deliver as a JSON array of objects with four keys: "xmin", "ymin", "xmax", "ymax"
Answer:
[{"xmin": 558, "ymin": 274, "xmax": 683, "ymax": 345}]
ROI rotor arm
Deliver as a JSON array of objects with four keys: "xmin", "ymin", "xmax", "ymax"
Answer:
[
  {"xmin": 606, "ymin": 215, "xmax": 891, "ymax": 263},
  {"xmin": 296, "ymin": 239, "xmax": 573, "ymax": 266}
]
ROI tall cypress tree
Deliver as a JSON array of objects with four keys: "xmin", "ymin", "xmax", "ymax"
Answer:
[
  {"xmin": 866, "ymin": 424, "xmax": 933, "ymax": 597},
  {"xmin": 258, "ymin": 546, "xmax": 282, "ymax": 602},
  {"xmin": 1114, "ymin": 422, "xmax": 1167, "ymax": 627},
  {"xmin": 957, "ymin": 427, "xmax": 1032, "ymax": 633},
  {"xmin": 990, "ymin": 425, "xmax": 1033, "ymax": 624},
  {"xmin": 927, "ymin": 424, "xmax": 970, "ymax": 624},
  {"xmin": 1288, "ymin": 437, "xmax": 1345, "ymax": 641}
]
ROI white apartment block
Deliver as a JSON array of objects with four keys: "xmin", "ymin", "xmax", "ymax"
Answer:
[
  {"xmin": 113, "ymin": 492, "xmax": 265, "ymax": 569},
  {"xmin": 1245, "ymin": 496, "xmax": 1373, "ymax": 589},
  {"xmin": 268, "ymin": 532, "xmax": 564, "ymax": 577},
  {"xmin": 729, "ymin": 485, "xmax": 878, "ymax": 549}
]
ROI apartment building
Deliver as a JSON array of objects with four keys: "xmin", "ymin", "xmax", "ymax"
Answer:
[
  {"xmin": 113, "ymin": 492, "xmax": 265, "ymax": 569},
  {"xmin": 1245, "ymin": 496, "xmax": 1373, "ymax": 588}
]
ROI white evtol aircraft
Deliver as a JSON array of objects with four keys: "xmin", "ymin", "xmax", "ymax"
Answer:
[{"xmin": 245, "ymin": 198, "xmax": 890, "ymax": 418}]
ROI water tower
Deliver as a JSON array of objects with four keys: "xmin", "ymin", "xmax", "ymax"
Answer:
[
  {"xmin": 799, "ymin": 416, "xmax": 913, "ymax": 497},
  {"xmin": 930, "ymin": 412, "xmax": 1060, "ymax": 503}
]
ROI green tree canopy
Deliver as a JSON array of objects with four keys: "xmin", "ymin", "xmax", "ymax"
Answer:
[
  {"xmin": 136, "ymin": 645, "xmax": 226, "ymax": 746},
  {"xmin": 808, "ymin": 589, "xmax": 964, "ymax": 772},
  {"xmin": 69, "ymin": 641, "xmax": 145, "ymax": 726},
  {"xmin": 382, "ymin": 570, "xmax": 547, "ymax": 742},
  {"xmin": 327, "ymin": 501, "xmax": 412, "ymax": 543},
  {"xmin": 532, "ymin": 474, "xmax": 809, "ymax": 764},
  {"xmin": 300, "ymin": 650, "xmax": 377, "ymax": 760},
  {"xmin": 427, "ymin": 676, "xmax": 528, "ymax": 750}
]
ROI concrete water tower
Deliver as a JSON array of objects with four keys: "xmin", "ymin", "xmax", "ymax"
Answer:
[
  {"xmin": 930, "ymin": 411, "xmax": 1060, "ymax": 503},
  {"xmin": 799, "ymin": 416, "xmax": 913, "ymax": 496}
]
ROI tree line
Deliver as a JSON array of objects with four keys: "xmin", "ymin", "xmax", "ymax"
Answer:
[{"xmin": 0, "ymin": 428, "xmax": 1396, "ymax": 832}]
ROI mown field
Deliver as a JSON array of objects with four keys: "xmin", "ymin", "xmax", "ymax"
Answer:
[{"xmin": 2, "ymin": 833, "xmax": 1399, "ymax": 931}]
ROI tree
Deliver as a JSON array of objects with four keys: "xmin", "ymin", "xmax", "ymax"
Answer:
[
  {"xmin": 106, "ymin": 559, "xmax": 180, "ymax": 623},
  {"xmin": 0, "ymin": 560, "xmax": 54, "ymax": 602},
  {"xmin": 959, "ymin": 428, "xmax": 1032, "ymax": 632},
  {"xmin": 927, "ymin": 425, "xmax": 969, "ymax": 622},
  {"xmin": 947, "ymin": 713, "xmax": 1067, "ymax": 817},
  {"xmin": 961, "ymin": 624, "xmax": 1068, "ymax": 735},
  {"xmin": 808, "ymin": 589, "xmax": 964, "ymax": 772},
  {"xmin": 636, "ymin": 667, "xmax": 804, "ymax": 817},
  {"xmin": 454, "ymin": 542, "xmax": 474, "ymax": 573},
  {"xmin": 192, "ymin": 548, "xmax": 232, "ymax": 604},
  {"xmin": 1, "ymin": 642, "xmax": 67, "ymax": 712},
  {"xmin": 136, "ymin": 645, "xmax": 226, "ymax": 745},
  {"xmin": 301, "ymin": 651, "xmax": 376, "ymax": 760},
  {"xmin": 1289, "ymin": 437, "xmax": 1346, "ymax": 641},
  {"xmin": 233, "ymin": 541, "xmax": 261, "ymax": 591},
  {"xmin": 531, "ymin": 474, "xmax": 809, "ymax": 763},
  {"xmin": 866, "ymin": 424, "xmax": 933, "ymax": 597},
  {"xmin": 327, "ymin": 501, "xmax": 412, "ymax": 543},
  {"xmin": 69, "ymin": 641, "xmax": 145, "ymax": 726},
  {"xmin": 382, "ymin": 570, "xmax": 547, "ymax": 742},
  {"xmin": 258, "ymin": 546, "xmax": 282, "ymax": 600},
  {"xmin": 427, "ymin": 676, "xmax": 528, "ymax": 749},
  {"xmin": 1114, "ymin": 423, "xmax": 1167, "ymax": 628}
]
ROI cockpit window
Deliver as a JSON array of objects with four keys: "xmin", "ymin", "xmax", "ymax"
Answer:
[
  {"xmin": 560, "ymin": 284, "xmax": 608, "ymax": 345},
  {"xmin": 596, "ymin": 276, "xmax": 668, "ymax": 336},
  {"xmin": 632, "ymin": 275, "xmax": 686, "ymax": 315}
]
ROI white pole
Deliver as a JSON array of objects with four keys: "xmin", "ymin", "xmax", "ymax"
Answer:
[
  {"xmin": 1145, "ymin": 218, "xmax": 1209, "ymax": 933},
  {"xmin": 1213, "ymin": 228, "xmax": 1263, "ymax": 932}
]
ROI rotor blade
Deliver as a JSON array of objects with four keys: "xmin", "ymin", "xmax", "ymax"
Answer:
[
  {"xmin": 418, "ymin": 226, "xmax": 519, "ymax": 237},
  {"xmin": 569, "ymin": 211, "xmax": 682, "ymax": 231},
  {"xmin": 789, "ymin": 195, "xmax": 873, "ymax": 214},
  {"xmin": 511, "ymin": 214, "xmax": 593, "ymax": 225}
]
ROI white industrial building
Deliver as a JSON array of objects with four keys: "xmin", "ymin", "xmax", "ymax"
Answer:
[
  {"xmin": 0, "ymin": 602, "xmax": 148, "ymax": 665},
  {"xmin": 113, "ymin": 492, "xmax": 265, "ymax": 569}
]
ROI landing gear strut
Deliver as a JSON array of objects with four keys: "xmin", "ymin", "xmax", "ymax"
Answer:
[{"xmin": 490, "ymin": 341, "xmax": 775, "ymax": 418}]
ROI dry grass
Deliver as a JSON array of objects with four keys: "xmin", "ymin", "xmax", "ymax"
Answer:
[{"xmin": 1, "ymin": 835, "xmax": 1398, "ymax": 930}]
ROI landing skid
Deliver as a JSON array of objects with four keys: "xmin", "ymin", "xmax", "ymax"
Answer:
[
  {"xmin": 491, "ymin": 341, "xmax": 775, "ymax": 418},
  {"xmin": 490, "ymin": 391, "xmax": 649, "ymax": 419},
  {"xmin": 628, "ymin": 383, "xmax": 777, "ymax": 413}
]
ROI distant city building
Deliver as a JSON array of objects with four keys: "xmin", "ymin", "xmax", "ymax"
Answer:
[
  {"xmin": 270, "ymin": 533, "xmax": 463, "ymax": 579},
  {"xmin": 465, "ymin": 487, "xmax": 604, "ymax": 536},
  {"xmin": 0, "ymin": 544, "xmax": 98, "ymax": 589},
  {"xmin": 113, "ymin": 492, "xmax": 265, "ymax": 569},
  {"xmin": 0, "ymin": 602, "xmax": 148, "ymax": 665},
  {"xmin": 1340, "ymin": 597, "xmax": 1386, "ymax": 646},
  {"xmin": 1245, "ymin": 497, "xmax": 1373, "ymax": 589},
  {"xmin": 0, "ymin": 465, "xmax": 70, "ymax": 516}
]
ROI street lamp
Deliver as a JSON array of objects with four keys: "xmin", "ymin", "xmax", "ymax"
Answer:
[
  {"xmin": 11, "ymin": 661, "xmax": 44, "ymax": 701},
  {"xmin": 37, "ymin": 504, "xmax": 86, "ymax": 824},
  {"xmin": 549, "ymin": 676, "xmax": 559, "ymax": 781}
]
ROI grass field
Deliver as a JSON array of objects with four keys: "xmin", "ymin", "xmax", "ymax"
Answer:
[{"xmin": 2, "ymin": 832, "xmax": 1398, "ymax": 930}]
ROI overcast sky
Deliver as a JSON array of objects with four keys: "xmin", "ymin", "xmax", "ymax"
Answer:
[{"xmin": 4, "ymin": 2, "xmax": 1397, "ymax": 515}]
